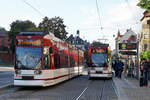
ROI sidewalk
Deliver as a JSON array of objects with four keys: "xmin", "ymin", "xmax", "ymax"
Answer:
[
  {"xmin": 113, "ymin": 75, "xmax": 150, "ymax": 100},
  {"xmin": 0, "ymin": 66, "xmax": 14, "ymax": 89},
  {"xmin": 0, "ymin": 67, "xmax": 14, "ymax": 71}
]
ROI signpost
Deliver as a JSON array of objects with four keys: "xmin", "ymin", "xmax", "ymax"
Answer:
[
  {"xmin": 119, "ymin": 42, "xmax": 139, "ymax": 79},
  {"xmin": 119, "ymin": 43, "xmax": 137, "ymax": 50}
]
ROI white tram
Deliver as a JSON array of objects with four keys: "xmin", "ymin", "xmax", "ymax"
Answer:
[{"xmin": 14, "ymin": 31, "xmax": 84, "ymax": 86}]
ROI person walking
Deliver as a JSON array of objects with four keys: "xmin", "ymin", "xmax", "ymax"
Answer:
[
  {"xmin": 116, "ymin": 60, "xmax": 124, "ymax": 78},
  {"xmin": 143, "ymin": 59, "xmax": 150, "ymax": 87},
  {"xmin": 140, "ymin": 59, "xmax": 145, "ymax": 87},
  {"xmin": 113, "ymin": 60, "xmax": 119, "ymax": 77}
]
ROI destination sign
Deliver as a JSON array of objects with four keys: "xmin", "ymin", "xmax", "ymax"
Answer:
[
  {"xmin": 17, "ymin": 40, "xmax": 42, "ymax": 46},
  {"xmin": 92, "ymin": 48, "xmax": 107, "ymax": 54},
  {"xmin": 119, "ymin": 43, "xmax": 137, "ymax": 50}
]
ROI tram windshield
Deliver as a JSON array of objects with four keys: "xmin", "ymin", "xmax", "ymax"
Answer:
[
  {"xmin": 91, "ymin": 54, "xmax": 107, "ymax": 67},
  {"xmin": 15, "ymin": 47, "xmax": 42, "ymax": 70}
]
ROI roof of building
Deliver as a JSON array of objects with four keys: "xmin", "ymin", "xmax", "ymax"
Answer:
[
  {"xmin": 120, "ymin": 29, "xmax": 136, "ymax": 43},
  {"xmin": 67, "ymin": 34, "xmax": 74, "ymax": 41},
  {"xmin": 117, "ymin": 30, "xmax": 123, "ymax": 37},
  {"xmin": 141, "ymin": 10, "xmax": 150, "ymax": 21}
]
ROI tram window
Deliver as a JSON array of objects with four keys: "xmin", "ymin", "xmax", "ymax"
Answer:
[
  {"xmin": 70, "ymin": 56, "xmax": 73, "ymax": 67},
  {"xmin": 44, "ymin": 47, "xmax": 49, "ymax": 55},
  {"xmin": 44, "ymin": 55, "xmax": 51, "ymax": 69},
  {"xmin": 44, "ymin": 55, "xmax": 48, "ymax": 68},
  {"xmin": 65, "ymin": 56, "xmax": 68, "ymax": 68},
  {"xmin": 70, "ymin": 56, "xmax": 75, "ymax": 67},
  {"xmin": 60, "ymin": 55, "xmax": 65, "ymax": 68},
  {"xmin": 49, "ymin": 47, "xmax": 53, "ymax": 54},
  {"xmin": 54, "ymin": 54, "xmax": 60, "ymax": 68}
]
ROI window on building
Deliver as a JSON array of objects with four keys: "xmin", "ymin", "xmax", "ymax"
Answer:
[
  {"xmin": 144, "ymin": 33, "xmax": 148, "ymax": 39},
  {"xmin": 144, "ymin": 44, "xmax": 148, "ymax": 51}
]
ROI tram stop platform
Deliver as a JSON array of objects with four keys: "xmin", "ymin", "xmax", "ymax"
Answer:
[
  {"xmin": 113, "ymin": 75, "xmax": 150, "ymax": 100},
  {"xmin": 0, "ymin": 66, "xmax": 14, "ymax": 89}
]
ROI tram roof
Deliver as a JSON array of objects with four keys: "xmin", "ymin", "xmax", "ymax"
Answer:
[{"xmin": 18, "ymin": 31, "xmax": 49, "ymax": 36}]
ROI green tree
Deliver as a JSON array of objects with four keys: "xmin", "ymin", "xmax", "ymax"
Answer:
[
  {"xmin": 39, "ymin": 16, "xmax": 68, "ymax": 40},
  {"xmin": 0, "ymin": 27, "xmax": 6, "ymax": 31},
  {"xmin": 9, "ymin": 20, "xmax": 37, "ymax": 54},
  {"xmin": 137, "ymin": 0, "xmax": 150, "ymax": 11},
  {"xmin": 140, "ymin": 50, "xmax": 150, "ymax": 60}
]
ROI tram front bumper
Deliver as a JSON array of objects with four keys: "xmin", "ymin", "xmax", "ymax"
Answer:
[
  {"xmin": 14, "ymin": 80, "xmax": 44, "ymax": 86},
  {"xmin": 89, "ymin": 73, "xmax": 112, "ymax": 78}
]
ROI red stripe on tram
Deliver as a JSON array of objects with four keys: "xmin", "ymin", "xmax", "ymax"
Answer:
[{"xmin": 15, "ymin": 74, "xmax": 70, "ymax": 81}]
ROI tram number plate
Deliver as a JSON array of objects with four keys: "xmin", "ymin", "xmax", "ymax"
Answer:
[
  {"xmin": 22, "ymin": 76, "xmax": 34, "ymax": 80},
  {"xmin": 96, "ymin": 71, "xmax": 102, "ymax": 74}
]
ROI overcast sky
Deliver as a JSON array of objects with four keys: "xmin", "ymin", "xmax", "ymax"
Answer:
[{"xmin": 0, "ymin": 0, "xmax": 144, "ymax": 49}]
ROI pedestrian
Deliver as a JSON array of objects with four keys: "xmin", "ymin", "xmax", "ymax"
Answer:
[
  {"xmin": 140, "ymin": 59, "xmax": 145, "ymax": 77},
  {"xmin": 116, "ymin": 60, "xmax": 124, "ymax": 78},
  {"xmin": 113, "ymin": 60, "xmax": 119, "ymax": 77},
  {"xmin": 143, "ymin": 59, "xmax": 150, "ymax": 87},
  {"xmin": 139, "ymin": 58, "xmax": 145, "ymax": 87}
]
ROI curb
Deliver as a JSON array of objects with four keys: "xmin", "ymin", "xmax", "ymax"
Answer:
[
  {"xmin": 0, "ymin": 67, "xmax": 14, "ymax": 71},
  {"xmin": 0, "ymin": 83, "xmax": 14, "ymax": 91}
]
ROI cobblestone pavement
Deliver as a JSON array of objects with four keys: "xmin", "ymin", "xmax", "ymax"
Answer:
[
  {"xmin": 0, "ymin": 76, "xmax": 118, "ymax": 100},
  {"xmin": 113, "ymin": 76, "xmax": 150, "ymax": 100}
]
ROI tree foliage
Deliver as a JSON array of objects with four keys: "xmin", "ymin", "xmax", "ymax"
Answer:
[
  {"xmin": 140, "ymin": 50, "xmax": 150, "ymax": 60},
  {"xmin": 9, "ymin": 20, "xmax": 37, "ymax": 54},
  {"xmin": 137, "ymin": 0, "xmax": 150, "ymax": 11},
  {"xmin": 0, "ymin": 27, "xmax": 6, "ymax": 31},
  {"xmin": 9, "ymin": 17, "xmax": 68, "ymax": 54},
  {"xmin": 39, "ymin": 16, "xmax": 68, "ymax": 40}
]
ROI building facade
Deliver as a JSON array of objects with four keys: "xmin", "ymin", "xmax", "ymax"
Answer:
[
  {"xmin": 67, "ymin": 34, "xmax": 90, "ymax": 51},
  {"xmin": 0, "ymin": 31, "xmax": 12, "ymax": 63},
  {"xmin": 140, "ymin": 11, "xmax": 150, "ymax": 52}
]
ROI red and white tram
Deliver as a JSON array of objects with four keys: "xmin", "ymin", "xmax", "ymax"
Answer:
[
  {"xmin": 87, "ymin": 44, "xmax": 112, "ymax": 78},
  {"xmin": 14, "ymin": 31, "xmax": 84, "ymax": 86}
]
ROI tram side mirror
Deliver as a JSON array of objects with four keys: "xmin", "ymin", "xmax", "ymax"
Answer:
[{"xmin": 49, "ymin": 47, "xmax": 53, "ymax": 54}]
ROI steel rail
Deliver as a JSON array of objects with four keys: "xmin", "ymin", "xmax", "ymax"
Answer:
[{"xmin": 99, "ymin": 80, "xmax": 105, "ymax": 100}]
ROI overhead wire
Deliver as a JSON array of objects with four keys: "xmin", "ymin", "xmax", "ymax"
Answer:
[
  {"xmin": 96, "ymin": 0, "xmax": 103, "ymax": 30},
  {"xmin": 22, "ymin": 0, "xmax": 45, "ymax": 17}
]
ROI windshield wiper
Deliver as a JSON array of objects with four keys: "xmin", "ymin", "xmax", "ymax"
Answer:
[{"xmin": 16, "ymin": 60, "xmax": 33, "ymax": 70}]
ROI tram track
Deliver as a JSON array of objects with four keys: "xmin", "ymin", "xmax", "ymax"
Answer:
[
  {"xmin": 75, "ymin": 87, "xmax": 88, "ymax": 100},
  {"xmin": 99, "ymin": 80, "xmax": 105, "ymax": 100},
  {"xmin": 75, "ymin": 79, "xmax": 93, "ymax": 100},
  {"xmin": 0, "ymin": 76, "xmax": 118, "ymax": 100},
  {"xmin": 75, "ymin": 79, "xmax": 118, "ymax": 100},
  {"xmin": 74, "ymin": 79, "xmax": 106, "ymax": 100}
]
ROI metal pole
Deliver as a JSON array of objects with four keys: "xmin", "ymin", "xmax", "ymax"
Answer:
[
  {"xmin": 149, "ymin": 24, "xmax": 150, "ymax": 50},
  {"xmin": 137, "ymin": 40, "xmax": 140, "ymax": 79}
]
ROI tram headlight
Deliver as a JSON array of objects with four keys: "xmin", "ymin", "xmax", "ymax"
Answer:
[
  {"xmin": 34, "ymin": 70, "xmax": 42, "ymax": 75},
  {"xmin": 15, "ymin": 70, "xmax": 21, "ymax": 74}
]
